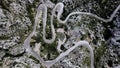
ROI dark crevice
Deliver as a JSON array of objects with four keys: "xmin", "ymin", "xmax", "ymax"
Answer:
[
  {"xmin": 116, "ymin": 40, "xmax": 120, "ymax": 43},
  {"xmin": 4, "ymin": 51, "xmax": 25, "ymax": 58},
  {"xmin": 103, "ymin": 28, "xmax": 112, "ymax": 40},
  {"xmin": 107, "ymin": 60, "xmax": 113, "ymax": 67}
]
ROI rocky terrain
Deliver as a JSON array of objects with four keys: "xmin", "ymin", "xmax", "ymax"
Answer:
[{"xmin": 0, "ymin": 0, "xmax": 120, "ymax": 68}]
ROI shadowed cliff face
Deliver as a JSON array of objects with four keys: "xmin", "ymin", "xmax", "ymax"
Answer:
[{"xmin": 0, "ymin": 0, "xmax": 120, "ymax": 68}]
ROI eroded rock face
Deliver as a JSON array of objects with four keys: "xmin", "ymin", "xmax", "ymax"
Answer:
[
  {"xmin": 0, "ymin": 0, "xmax": 33, "ymax": 67},
  {"xmin": 0, "ymin": 0, "xmax": 120, "ymax": 68},
  {"xmin": 0, "ymin": 51, "xmax": 5, "ymax": 60},
  {"xmin": 8, "ymin": 44, "xmax": 25, "ymax": 56},
  {"xmin": 2, "ymin": 56, "xmax": 40, "ymax": 68},
  {"xmin": 100, "ymin": 10, "xmax": 120, "ymax": 68},
  {"xmin": 0, "ymin": 0, "xmax": 32, "ymax": 49}
]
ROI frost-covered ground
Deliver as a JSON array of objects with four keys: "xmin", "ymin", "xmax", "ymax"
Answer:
[{"xmin": 0, "ymin": 0, "xmax": 120, "ymax": 68}]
